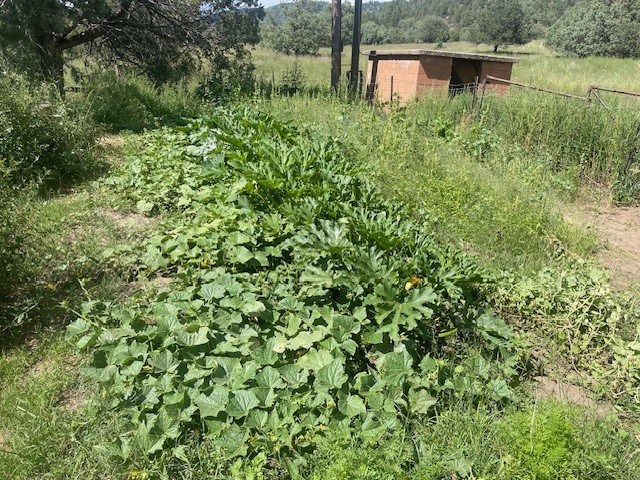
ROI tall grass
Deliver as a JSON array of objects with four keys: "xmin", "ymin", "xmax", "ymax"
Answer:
[{"xmin": 479, "ymin": 90, "xmax": 640, "ymax": 194}]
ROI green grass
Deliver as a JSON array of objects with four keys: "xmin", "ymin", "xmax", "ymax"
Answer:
[
  {"xmin": 0, "ymin": 332, "xmax": 128, "ymax": 479},
  {"xmin": 306, "ymin": 400, "xmax": 640, "ymax": 480}
]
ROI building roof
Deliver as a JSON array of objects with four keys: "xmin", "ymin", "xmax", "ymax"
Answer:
[{"xmin": 366, "ymin": 49, "xmax": 520, "ymax": 64}]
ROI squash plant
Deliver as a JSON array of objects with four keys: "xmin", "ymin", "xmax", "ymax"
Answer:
[{"xmin": 69, "ymin": 107, "xmax": 523, "ymax": 462}]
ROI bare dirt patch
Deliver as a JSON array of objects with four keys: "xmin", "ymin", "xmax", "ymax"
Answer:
[
  {"xmin": 56, "ymin": 388, "xmax": 88, "ymax": 413},
  {"xmin": 97, "ymin": 135, "xmax": 127, "ymax": 166},
  {"xmin": 28, "ymin": 358, "xmax": 53, "ymax": 378},
  {"xmin": 567, "ymin": 204, "xmax": 640, "ymax": 289},
  {"xmin": 0, "ymin": 429, "xmax": 10, "ymax": 449},
  {"xmin": 101, "ymin": 209, "xmax": 154, "ymax": 230},
  {"xmin": 534, "ymin": 375, "xmax": 611, "ymax": 416}
]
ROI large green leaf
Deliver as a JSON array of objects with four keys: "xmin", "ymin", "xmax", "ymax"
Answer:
[
  {"xmin": 198, "ymin": 283, "xmax": 226, "ymax": 301},
  {"xmin": 317, "ymin": 359, "xmax": 348, "ymax": 389},
  {"xmin": 227, "ymin": 390, "xmax": 260, "ymax": 418},
  {"xmin": 338, "ymin": 394, "xmax": 367, "ymax": 417},
  {"xmin": 194, "ymin": 387, "xmax": 229, "ymax": 418}
]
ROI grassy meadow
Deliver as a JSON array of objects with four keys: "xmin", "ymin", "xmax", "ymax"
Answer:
[{"xmin": 2, "ymin": 41, "xmax": 640, "ymax": 479}]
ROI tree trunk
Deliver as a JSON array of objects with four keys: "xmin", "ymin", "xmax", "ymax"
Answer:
[{"xmin": 38, "ymin": 43, "xmax": 65, "ymax": 96}]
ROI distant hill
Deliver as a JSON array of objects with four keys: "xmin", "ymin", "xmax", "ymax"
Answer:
[
  {"xmin": 265, "ymin": 1, "xmax": 387, "ymax": 24},
  {"xmin": 261, "ymin": 0, "xmax": 578, "ymax": 46}
]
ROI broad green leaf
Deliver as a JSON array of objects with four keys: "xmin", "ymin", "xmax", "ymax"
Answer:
[
  {"xmin": 231, "ymin": 246, "xmax": 254, "ymax": 264},
  {"xmin": 300, "ymin": 266, "xmax": 334, "ymax": 287},
  {"xmin": 198, "ymin": 283, "xmax": 226, "ymax": 301},
  {"xmin": 297, "ymin": 348, "xmax": 334, "ymax": 372},
  {"xmin": 227, "ymin": 390, "xmax": 260, "ymax": 418},
  {"xmin": 194, "ymin": 387, "xmax": 229, "ymax": 418},
  {"xmin": 331, "ymin": 315, "xmax": 361, "ymax": 343},
  {"xmin": 409, "ymin": 389, "xmax": 437, "ymax": 414},
  {"xmin": 216, "ymin": 424, "xmax": 248, "ymax": 459},
  {"xmin": 136, "ymin": 199, "xmax": 154, "ymax": 213},
  {"xmin": 278, "ymin": 365, "xmax": 309, "ymax": 388},
  {"xmin": 360, "ymin": 415, "xmax": 385, "ymax": 443},
  {"xmin": 381, "ymin": 350, "xmax": 413, "ymax": 385},
  {"xmin": 488, "ymin": 380, "xmax": 516, "ymax": 401},
  {"xmin": 183, "ymin": 365, "xmax": 210, "ymax": 383},
  {"xmin": 283, "ymin": 330, "xmax": 326, "ymax": 350},
  {"xmin": 338, "ymin": 394, "xmax": 367, "ymax": 417},
  {"xmin": 151, "ymin": 408, "xmax": 181, "ymax": 439},
  {"xmin": 242, "ymin": 300, "xmax": 266, "ymax": 317},
  {"xmin": 121, "ymin": 360, "xmax": 144, "ymax": 377},
  {"xmin": 245, "ymin": 409, "xmax": 269, "ymax": 429},
  {"xmin": 317, "ymin": 359, "xmax": 348, "ymax": 389},
  {"xmin": 67, "ymin": 318, "xmax": 90, "ymax": 336},
  {"xmin": 256, "ymin": 367, "xmax": 286, "ymax": 389},
  {"xmin": 148, "ymin": 349, "xmax": 179, "ymax": 373},
  {"xmin": 176, "ymin": 327, "xmax": 210, "ymax": 346},
  {"xmin": 251, "ymin": 338, "xmax": 279, "ymax": 365}
]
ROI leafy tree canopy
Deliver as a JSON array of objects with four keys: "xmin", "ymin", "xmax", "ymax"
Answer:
[
  {"xmin": 468, "ymin": 0, "xmax": 531, "ymax": 52},
  {"xmin": 260, "ymin": 0, "xmax": 352, "ymax": 56},
  {"xmin": 546, "ymin": 0, "xmax": 640, "ymax": 58},
  {"xmin": 0, "ymin": 0, "xmax": 263, "ymax": 90}
]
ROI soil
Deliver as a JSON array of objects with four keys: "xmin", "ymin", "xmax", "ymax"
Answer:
[
  {"xmin": 56, "ymin": 388, "xmax": 87, "ymax": 413},
  {"xmin": 0, "ymin": 429, "xmax": 9, "ymax": 449},
  {"xmin": 533, "ymin": 376, "xmax": 611, "ymax": 417},
  {"xmin": 568, "ymin": 204, "xmax": 640, "ymax": 290},
  {"xmin": 101, "ymin": 209, "xmax": 154, "ymax": 230}
]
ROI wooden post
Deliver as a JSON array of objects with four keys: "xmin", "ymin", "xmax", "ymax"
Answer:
[
  {"xmin": 331, "ymin": 0, "xmax": 342, "ymax": 91},
  {"xmin": 365, "ymin": 54, "xmax": 378, "ymax": 105},
  {"xmin": 390, "ymin": 75, "xmax": 394, "ymax": 102},
  {"xmin": 349, "ymin": 0, "xmax": 362, "ymax": 94},
  {"xmin": 471, "ymin": 76, "xmax": 479, "ymax": 112}
]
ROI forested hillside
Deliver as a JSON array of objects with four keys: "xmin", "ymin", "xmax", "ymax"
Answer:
[{"xmin": 261, "ymin": 0, "xmax": 579, "ymax": 49}]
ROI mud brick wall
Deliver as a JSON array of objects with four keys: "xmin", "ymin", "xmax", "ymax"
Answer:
[
  {"xmin": 479, "ymin": 61, "xmax": 514, "ymax": 94},
  {"xmin": 416, "ymin": 56, "xmax": 453, "ymax": 94},
  {"xmin": 369, "ymin": 58, "xmax": 420, "ymax": 102},
  {"xmin": 366, "ymin": 56, "xmax": 453, "ymax": 103}
]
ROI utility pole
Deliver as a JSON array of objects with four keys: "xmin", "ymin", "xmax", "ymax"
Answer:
[
  {"xmin": 349, "ymin": 0, "xmax": 362, "ymax": 93},
  {"xmin": 331, "ymin": 0, "xmax": 342, "ymax": 91}
]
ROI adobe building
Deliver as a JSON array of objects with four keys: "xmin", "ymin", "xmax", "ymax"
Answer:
[{"xmin": 365, "ymin": 50, "xmax": 519, "ymax": 103}]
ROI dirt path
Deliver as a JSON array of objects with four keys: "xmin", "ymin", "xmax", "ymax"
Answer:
[{"xmin": 571, "ymin": 204, "xmax": 640, "ymax": 289}]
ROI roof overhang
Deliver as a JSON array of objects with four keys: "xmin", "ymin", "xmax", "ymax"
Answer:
[{"xmin": 365, "ymin": 49, "xmax": 520, "ymax": 64}]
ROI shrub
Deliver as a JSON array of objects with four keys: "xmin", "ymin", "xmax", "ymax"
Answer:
[
  {"xmin": 0, "ymin": 72, "xmax": 97, "ymax": 187},
  {"xmin": 82, "ymin": 71, "xmax": 203, "ymax": 131},
  {"xmin": 500, "ymin": 401, "xmax": 579, "ymax": 479},
  {"xmin": 546, "ymin": 0, "xmax": 640, "ymax": 58},
  {"xmin": 0, "ymin": 182, "xmax": 32, "ymax": 302}
]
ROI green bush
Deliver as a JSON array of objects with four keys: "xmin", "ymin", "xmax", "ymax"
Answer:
[
  {"xmin": 0, "ymin": 182, "xmax": 32, "ymax": 302},
  {"xmin": 0, "ymin": 72, "xmax": 98, "ymax": 186},
  {"xmin": 546, "ymin": 0, "xmax": 640, "ymax": 58},
  {"xmin": 82, "ymin": 71, "xmax": 203, "ymax": 131},
  {"xmin": 0, "ymin": 71, "xmax": 100, "ymax": 322}
]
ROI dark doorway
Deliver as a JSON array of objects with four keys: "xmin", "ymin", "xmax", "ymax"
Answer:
[{"xmin": 449, "ymin": 59, "xmax": 481, "ymax": 95}]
